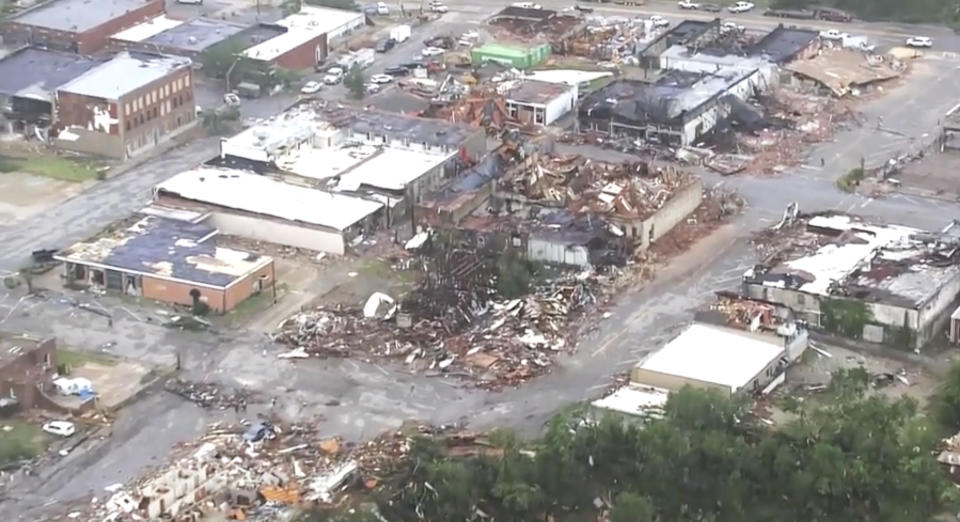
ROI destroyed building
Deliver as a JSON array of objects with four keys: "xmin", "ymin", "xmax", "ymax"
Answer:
[
  {"xmin": 416, "ymin": 152, "xmax": 504, "ymax": 228},
  {"xmin": 639, "ymin": 19, "xmax": 724, "ymax": 69},
  {"xmin": 0, "ymin": 333, "xmax": 57, "ymax": 413},
  {"xmin": 696, "ymin": 291, "xmax": 809, "ymax": 362},
  {"xmin": 748, "ymin": 24, "xmax": 819, "ymax": 64},
  {"xmin": 784, "ymin": 50, "xmax": 901, "ymax": 97},
  {"xmin": 1, "ymin": 0, "xmax": 165, "ymax": 54},
  {"xmin": 577, "ymin": 68, "xmax": 768, "ymax": 147},
  {"xmin": 54, "ymin": 51, "xmax": 196, "ymax": 159},
  {"xmin": 494, "ymin": 152, "xmax": 703, "ymax": 250},
  {"xmin": 743, "ymin": 214, "xmax": 960, "ymax": 349},
  {"xmin": 56, "ymin": 215, "xmax": 276, "ymax": 313},
  {"xmin": 504, "ymin": 80, "xmax": 577, "ymax": 127},
  {"xmin": 0, "ymin": 47, "xmax": 101, "ymax": 134},
  {"xmin": 154, "ymin": 167, "xmax": 385, "ymax": 255}
]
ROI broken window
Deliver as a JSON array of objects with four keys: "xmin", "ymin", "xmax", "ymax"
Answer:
[
  {"xmin": 534, "ymin": 109, "xmax": 544, "ymax": 125},
  {"xmin": 90, "ymin": 269, "xmax": 105, "ymax": 287},
  {"xmin": 105, "ymin": 270, "xmax": 123, "ymax": 290}
]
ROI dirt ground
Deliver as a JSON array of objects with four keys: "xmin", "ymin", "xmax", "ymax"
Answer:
[
  {"xmin": 0, "ymin": 171, "xmax": 93, "ymax": 223},
  {"xmin": 893, "ymin": 150, "xmax": 960, "ymax": 198}
]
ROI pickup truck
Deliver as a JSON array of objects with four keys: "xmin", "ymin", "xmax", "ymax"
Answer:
[{"xmin": 727, "ymin": 1, "xmax": 754, "ymax": 13}]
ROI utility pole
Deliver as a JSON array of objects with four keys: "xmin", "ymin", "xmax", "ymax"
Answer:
[{"xmin": 225, "ymin": 55, "xmax": 242, "ymax": 93}]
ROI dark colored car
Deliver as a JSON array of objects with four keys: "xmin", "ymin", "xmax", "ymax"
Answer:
[
  {"xmin": 401, "ymin": 61, "xmax": 424, "ymax": 70},
  {"xmin": 700, "ymin": 3, "xmax": 721, "ymax": 12},
  {"xmin": 384, "ymin": 65, "xmax": 411, "ymax": 76},
  {"xmin": 243, "ymin": 421, "xmax": 276, "ymax": 443},
  {"xmin": 375, "ymin": 38, "xmax": 396, "ymax": 53}
]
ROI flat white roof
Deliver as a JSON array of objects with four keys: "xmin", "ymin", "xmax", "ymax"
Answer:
[
  {"xmin": 221, "ymin": 107, "xmax": 332, "ymax": 162},
  {"xmin": 637, "ymin": 323, "xmax": 785, "ymax": 393},
  {"xmin": 592, "ymin": 384, "xmax": 669, "ymax": 418},
  {"xmin": 111, "ymin": 15, "xmax": 184, "ymax": 42},
  {"xmin": 243, "ymin": 6, "xmax": 364, "ymax": 62},
  {"xmin": 156, "ymin": 167, "xmax": 383, "ymax": 232},
  {"xmin": 58, "ymin": 52, "xmax": 190, "ymax": 100},
  {"xmin": 525, "ymin": 69, "xmax": 613, "ymax": 86},
  {"xmin": 278, "ymin": 142, "xmax": 454, "ymax": 192}
]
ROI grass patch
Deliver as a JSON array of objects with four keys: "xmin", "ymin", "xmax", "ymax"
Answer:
[
  {"xmin": 56, "ymin": 348, "xmax": 119, "ymax": 370},
  {"xmin": 0, "ymin": 420, "xmax": 46, "ymax": 465},
  {"xmin": 223, "ymin": 283, "xmax": 289, "ymax": 324},
  {"xmin": 0, "ymin": 155, "xmax": 101, "ymax": 182}
]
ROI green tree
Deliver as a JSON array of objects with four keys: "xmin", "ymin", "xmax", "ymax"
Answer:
[
  {"xmin": 344, "ymin": 66, "xmax": 366, "ymax": 99},
  {"xmin": 937, "ymin": 359, "xmax": 960, "ymax": 430},
  {"xmin": 610, "ymin": 492, "xmax": 655, "ymax": 522},
  {"xmin": 202, "ymin": 39, "xmax": 250, "ymax": 80},
  {"xmin": 281, "ymin": 0, "xmax": 302, "ymax": 15}
]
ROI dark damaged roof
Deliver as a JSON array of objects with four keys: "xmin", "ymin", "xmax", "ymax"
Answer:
[
  {"xmin": 56, "ymin": 216, "xmax": 269, "ymax": 288},
  {"xmin": 749, "ymin": 24, "xmax": 818, "ymax": 63},
  {"xmin": 0, "ymin": 47, "xmax": 101, "ymax": 101}
]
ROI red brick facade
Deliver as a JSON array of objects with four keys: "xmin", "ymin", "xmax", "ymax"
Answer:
[
  {"xmin": 0, "ymin": 336, "xmax": 56, "ymax": 412},
  {"xmin": 272, "ymin": 33, "xmax": 328, "ymax": 69},
  {"xmin": 1, "ymin": 0, "xmax": 164, "ymax": 54}
]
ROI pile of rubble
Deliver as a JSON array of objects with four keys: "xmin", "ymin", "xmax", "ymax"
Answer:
[
  {"xmin": 275, "ymin": 271, "xmax": 615, "ymax": 388},
  {"xmin": 164, "ymin": 378, "xmax": 260, "ymax": 410},
  {"xmin": 72, "ymin": 420, "xmax": 477, "ymax": 522}
]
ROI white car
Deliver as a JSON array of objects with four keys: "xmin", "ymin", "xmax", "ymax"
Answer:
[
  {"xmin": 376, "ymin": 1, "xmax": 389, "ymax": 15},
  {"xmin": 820, "ymin": 29, "xmax": 848, "ymax": 41},
  {"xmin": 649, "ymin": 15, "xmax": 669, "ymax": 27},
  {"xmin": 906, "ymin": 36, "xmax": 933, "ymax": 48},
  {"xmin": 431, "ymin": 3, "xmax": 448, "ymax": 12},
  {"xmin": 720, "ymin": 21, "xmax": 744, "ymax": 34},
  {"xmin": 369, "ymin": 74, "xmax": 393, "ymax": 84},
  {"xmin": 223, "ymin": 93, "xmax": 241, "ymax": 106},
  {"xmin": 323, "ymin": 67, "xmax": 344, "ymax": 85},
  {"xmin": 421, "ymin": 46, "xmax": 445, "ymax": 57},
  {"xmin": 727, "ymin": 1, "xmax": 755, "ymax": 13},
  {"xmin": 511, "ymin": 1, "xmax": 542, "ymax": 8},
  {"xmin": 678, "ymin": 0, "xmax": 699, "ymax": 9},
  {"xmin": 365, "ymin": 83, "xmax": 381, "ymax": 94},
  {"xmin": 300, "ymin": 81, "xmax": 322, "ymax": 94},
  {"xmin": 43, "ymin": 420, "xmax": 76, "ymax": 437}
]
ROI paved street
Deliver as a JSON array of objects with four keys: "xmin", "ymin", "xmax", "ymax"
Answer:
[{"xmin": 2, "ymin": 2, "xmax": 960, "ymax": 518}]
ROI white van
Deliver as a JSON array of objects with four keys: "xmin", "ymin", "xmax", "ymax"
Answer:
[{"xmin": 376, "ymin": 1, "xmax": 389, "ymax": 15}]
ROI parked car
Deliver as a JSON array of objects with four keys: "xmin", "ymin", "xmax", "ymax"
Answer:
[
  {"xmin": 375, "ymin": 38, "xmax": 396, "ymax": 53},
  {"xmin": 365, "ymin": 83, "xmax": 382, "ymax": 94},
  {"xmin": 720, "ymin": 21, "xmax": 744, "ymax": 34},
  {"xmin": 700, "ymin": 3, "xmax": 721, "ymax": 12},
  {"xmin": 819, "ymin": 29, "xmax": 848, "ymax": 41},
  {"xmin": 574, "ymin": 4, "xmax": 593, "ymax": 13},
  {"xmin": 727, "ymin": 1, "xmax": 755, "ymax": 13},
  {"xmin": 678, "ymin": 0, "xmax": 699, "ymax": 9},
  {"xmin": 421, "ymin": 46, "xmax": 445, "ymax": 57},
  {"xmin": 430, "ymin": 2, "xmax": 449, "ymax": 13},
  {"xmin": 243, "ymin": 421, "xmax": 276, "ymax": 443},
  {"xmin": 300, "ymin": 81, "xmax": 322, "ymax": 94},
  {"xmin": 323, "ymin": 67, "xmax": 345, "ymax": 84},
  {"xmin": 649, "ymin": 15, "xmax": 669, "ymax": 27},
  {"xmin": 369, "ymin": 73, "xmax": 394, "ymax": 84},
  {"xmin": 384, "ymin": 65, "xmax": 411, "ymax": 76},
  {"xmin": 176, "ymin": 0, "xmax": 202, "ymax": 4},
  {"xmin": 376, "ymin": 1, "xmax": 389, "ymax": 15},
  {"xmin": 42, "ymin": 420, "xmax": 76, "ymax": 437},
  {"xmin": 906, "ymin": 36, "xmax": 933, "ymax": 48},
  {"xmin": 223, "ymin": 92, "xmax": 241, "ymax": 106},
  {"xmin": 511, "ymin": 1, "xmax": 541, "ymax": 8},
  {"xmin": 401, "ymin": 61, "xmax": 424, "ymax": 69}
]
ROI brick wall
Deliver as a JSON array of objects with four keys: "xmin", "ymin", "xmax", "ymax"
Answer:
[
  {"xmin": 0, "ymin": 337, "xmax": 56, "ymax": 410},
  {"xmin": 76, "ymin": 0, "xmax": 165, "ymax": 54},
  {"xmin": 272, "ymin": 33, "xmax": 328, "ymax": 69},
  {"xmin": 1, "ymin": 0, "xmax": 164, "ymax": 54},
  {"xmin": 117, "ymin": 66, "xmax": 196, "ymax": 157}
]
